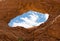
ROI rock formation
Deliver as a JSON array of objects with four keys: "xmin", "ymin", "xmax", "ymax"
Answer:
[{"xmin": 0, "ymin": 0, "xmax": 60, "ymax": 41}]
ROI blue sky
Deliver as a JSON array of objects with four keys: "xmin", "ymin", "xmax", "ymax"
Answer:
[{"xmin": 8, "ymin": 10, "xmax": 49, "ymax": 28}]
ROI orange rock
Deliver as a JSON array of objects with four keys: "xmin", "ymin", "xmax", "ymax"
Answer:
[{"xmin": 0, "ymin": 0, "xmax": 60, "ymax": 41}]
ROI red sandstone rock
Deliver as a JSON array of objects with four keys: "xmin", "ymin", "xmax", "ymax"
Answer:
[{"xmin": 0, "ymin": 0, "xmax": 60, "ymax": 41}]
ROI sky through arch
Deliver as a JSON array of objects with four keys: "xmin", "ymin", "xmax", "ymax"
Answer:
[{"xmin": 8, "ymin": 10, "xmax": 49, "ymax": 28}]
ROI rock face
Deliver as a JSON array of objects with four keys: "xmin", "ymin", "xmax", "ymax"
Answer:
[{"xmin": 0, "ymin": 0, "xmax": 60, "ymax": 41}]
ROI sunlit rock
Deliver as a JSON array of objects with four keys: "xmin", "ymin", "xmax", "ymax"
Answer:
[{"xmin": 8, "ymin": 10, "xmax": 49, "ymax": 28}]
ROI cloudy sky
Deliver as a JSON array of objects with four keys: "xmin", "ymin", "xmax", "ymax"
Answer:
[{"xmin": 8, "ymin": 10, "xmax": 49, "ymax": 28}]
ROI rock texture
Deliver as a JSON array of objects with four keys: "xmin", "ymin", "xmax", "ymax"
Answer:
[{"xmin": 0, "ymin": 0, "xmax": 60, "ymax": 41}]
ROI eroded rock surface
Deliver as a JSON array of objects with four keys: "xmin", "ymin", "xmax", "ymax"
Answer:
[{"xmin": 0, "ymin": 0, "xmax": 60, "ymax": 41}]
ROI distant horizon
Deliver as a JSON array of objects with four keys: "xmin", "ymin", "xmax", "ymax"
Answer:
[{"xmin": 8, "ymin": 10, "xmax": 49, "ymax": 28}]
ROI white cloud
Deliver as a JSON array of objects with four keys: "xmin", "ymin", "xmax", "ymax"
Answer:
[
  {"xmin": 45, "ymin": 14, "xmax": 49, "ymax": 21},
  {"xmin": 9, "ymin": 11, "xmax": 49, "ymax": 29},
  {"xmin": 12, "ymin": 22, "xmax": 33, "ymax": 28},
  {"xmin": 12, "ymin": 13, "xmax": 39, "ymax": 28}
]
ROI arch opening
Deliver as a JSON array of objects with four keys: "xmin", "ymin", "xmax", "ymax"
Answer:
[{"xmin": 8, "ymin": 10, "xmax": 49, "ymax": 29}]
